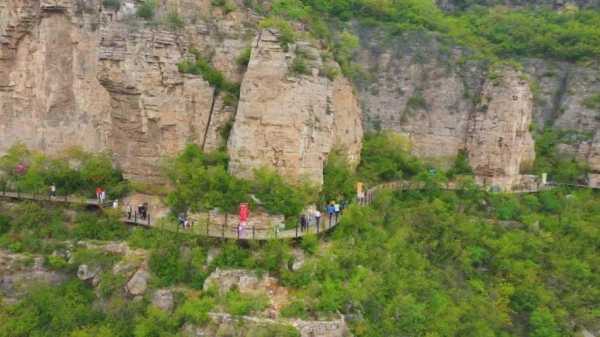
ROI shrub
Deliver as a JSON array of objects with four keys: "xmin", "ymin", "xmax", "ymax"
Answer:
[
  {"xmin": 582, "ymin": 93, "xmax": 600, "ymax": 111},
  {"xmin": 175, "ymin": 297, "xmax": 214, "ymax": 325},
  {"xmin": 102, "ymin": 0, "xmax": 120, "ymax": 10},
  {"xmin": 357, "ymin": 131, "xmax": 423, "ymax": 183},
  {"xmin": 164, "ymin": 10, "xmax": 185, "ymax": 30},
  {"xmin": 259, "ymin": 17, "xmax": 296, "ymax": 48},
  {"xmin": 291, "ymin": 56, "xmax": 309, "ymax": 75},
  {"xmin": 236, "ymin": 47, "xmax": 252, "ymax": 67},
  {"xmin": 224, "ymin": 288, "xmax": 269, "ymax": 316},
  {"xmin": 149, "ymin": 241, "xmax": 187, "ymax": 286},
  {"xmin": 136, "ymin": 0, "xmax": 156, "ymax": 19}
]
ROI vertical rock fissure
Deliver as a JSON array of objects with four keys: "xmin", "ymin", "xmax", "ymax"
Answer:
[
  {"xmin": 201, "ymin": 89, "xmax": 219, "ymax": 151},
  {"xmin": 550, "ymin": 69, "xmax": 569, "ymax": 122}
]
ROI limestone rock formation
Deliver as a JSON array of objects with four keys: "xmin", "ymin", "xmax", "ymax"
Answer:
[
  {"xmin": 0, "ymin": 249, "xmax": 67, "ymax": 304},
  {"xmin": 466, "ymin": 69, "xmax": 535, "ymax": 190},
  {"xmin": 227, "ymin": 30, "xmax": 363, "ymax": 184},
  {"xmin": 126, "ymin": 268, "xmax": 150, "ymax": 296},
  {"xmin": 152, "ymin": 288, "xmax": 175, "ymax": 312},
  {"xmin": 0, "ymin": 0, "xmax": 248, "ymax": 181}
]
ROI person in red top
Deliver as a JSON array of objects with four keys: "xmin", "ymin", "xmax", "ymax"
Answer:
[{"xmin": 95, "ymin": 187, "xmax": 102, "ymax": 202}]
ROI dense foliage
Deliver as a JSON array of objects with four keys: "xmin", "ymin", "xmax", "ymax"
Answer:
[
  {"xmin": 532, "ymin": 127, "xmax": 590, "ymax": 184},
  {"xmin": 0, "ymin": 134, "xmax": 598, "ymax": 337},
  {"xmin": 164, "ymin": 144, "xmax": 316, "ymax": 219},
  {"xmin": 0, "ymin": 144, "xmax": 128, "ymax": 198},
  {"xmin": 264, "ymin": 0, "xmax": 600, "ymax": 63}
]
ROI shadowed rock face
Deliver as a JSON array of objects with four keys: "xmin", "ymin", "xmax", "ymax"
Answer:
[{"xmin": 227, "ymin": 30, "xmax": 363, "ymax": 185}]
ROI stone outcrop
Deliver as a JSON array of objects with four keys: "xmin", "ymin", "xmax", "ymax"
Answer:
[
  {"xmin": 227, "ymin": 30, "xmax": 363, "ymax": 184},
  {"xmin": 125, "ymin": 268, "xmax": 150, "ymax": 296},
  {"xmin": 0, "ymin": 0, "xmax": 250, "ymax": 181},
  {"xmin": 466, "ymin": 69, "xmax": 535, "ymax": 190},
  {"xmin": 0, "ymin": 250, "xmax": 67, "ymax": 304},
  {"xmin": 355, "ymin": 28, "xmax": 599, "ymax": 189}
]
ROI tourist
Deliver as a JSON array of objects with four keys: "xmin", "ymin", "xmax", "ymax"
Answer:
[
  {"xmin": 327, "ymin": 202, "xmax": 335, "ymax": 226},
  {"xmin": 100, "ymin": 190, "xmax": 106, "ymax": 204},
  {"xmin": 334, "ymin": 202, "xmax": 341, "ymax": 222},
  {"xmin": 112, "ymin": 199, "xmax": 118, "ymax": 209},
  {"xmin": 49, "ymin": 184, "xmax": 56, "ymax": 198},
  {"xmin": 127, "ymin": 203, "xmax": 132, "ymax": 219},
  {"xmin": 300, "ymin": 214, "xmax": 307, "ymax": 232},
  {"xmin": 95, "ymin": 187, "xmax": 102, "ymax": 202},
  {"xmin": 313, "ymin": 208, "xmax": 321, "ymax": 228}
]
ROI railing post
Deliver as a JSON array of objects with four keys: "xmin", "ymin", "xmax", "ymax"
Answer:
[
  {"xmin": 134, "ymin": 211, "xmax": 137, "ymax": 224},
  {"xmin": 252, "ymin": 226, "xmax": 255, "ymax": 240},
  {"xmin": 222, "ymin": 224, "xmax": 225, "ymax": 238},
  {"xmin": 237, "ymin": 225, "xmax": 240, "ymax": 240},
  {"xmin": 148, "ymin": 212, "xmax": 151, "ymax": 226},
  {"xmin": 296, "ymin": 225, "xmax": 298, "ymax": 238}
]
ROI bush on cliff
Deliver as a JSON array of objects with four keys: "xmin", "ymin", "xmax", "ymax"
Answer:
[{"xmin": 0, "ymin": 144, "xmax": 128, "ymax": 198}]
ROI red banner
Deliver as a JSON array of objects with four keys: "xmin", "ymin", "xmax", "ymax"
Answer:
[{"xmin": 239, "ymin": 203, "xmax": 249, "ymax": 222}]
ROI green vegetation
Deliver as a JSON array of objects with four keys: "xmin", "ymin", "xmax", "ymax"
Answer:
[
  {"xmin": 164, "ymin": 144, "xmax": 316, "ymax": 219},
  {"xmin": 583, "ymin": 93, "xmax": 600, "ymax": 111},
  {"xmin": 136, "ymin": 0, "xmax": 156, "ymax": 19},
  {"xmin": 259, "ymin": 0, "xmax": 600, "ymax": 70},
  {"xmin": 212, "ymin": 0, "xmax": 237, "ymax": 14},
  {"xmin": 532, "ymin": 127, "xmax": 590, "ymax": 183},
  {"xmin": 291, "ymin": 55, "xmax": 309, "ymax": 75},
  {"xmin": 356, "ymin": 131, "xmax": 423, "ymax": 184},
  {"xmin": 177, "ymin": 50, "xmax": 240, "ymax": 99},
  {"xmin": 236, "ymin": 47, "xmax": 252, "ymax": 68},
  {"xmin": 164, "ymin": 9, "xmax": 185, "ymax": 31},
  {"xmin": 102, "ymin": 0, "xmax": 121, "ymax": 10},
  {"xmin": 0, "ymin": 144, "xmax": 129, "ymax": 199},
  {"xmin": 1, "ymin": 131, "xmax": 599, "ymax": 337}
]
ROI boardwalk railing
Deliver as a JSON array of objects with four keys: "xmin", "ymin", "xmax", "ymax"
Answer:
[{"xmin": 0, "ymin": 188, "xmax": 342, "ymax": 240}]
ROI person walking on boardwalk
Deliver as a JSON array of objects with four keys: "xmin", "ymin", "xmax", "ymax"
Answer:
[
  {"xmin": 95, "ymin": 187, "xmax": 102, "ymax": 202},
  {"xmin": 334, "ymin": 202, "xmax": 341, "ymax": 222},
  {"xmin": 127, "ymin": 203, "xmax": 132, "ymax": 219},
  {"xmin": 100, "ymin": 189, "xmax": 107, "ymax": 204},
  {"xmin": 300, "ymin": 213, "xmax": 307, "ymax": 232},
  {"xmin": 327, "ymin": 202, "xmax": 335, "ymax": 226},
  {"xmin": 313, "ymin": 208, "xmax": 321, "ymax": 228},
  {"xmin": 49, "ymin": 184, "xmax": 56, "ymax": 198}
]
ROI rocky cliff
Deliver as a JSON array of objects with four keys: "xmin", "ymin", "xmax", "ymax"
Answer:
[
  {"xmin": 1, "ymin": 0, "xmax": 599, "ymax": 189},
  {"xmin": 355, "ymin": 28, "xmax": 600, "ymax": 189},
  {"xmin": 0, "ymin": 0, "xmax": 362, "ymax": 185},
  {"xmin": 227, "ymin": 30, "xmax": 362, "ymax": 184}
]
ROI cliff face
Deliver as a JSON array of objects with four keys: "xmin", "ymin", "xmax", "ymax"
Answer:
[
  {"xmin": 227, "ymin": 30, "xmax": 362, "ymax": 184},
  {"xmin": 355, "ymin": 29, "xmax": 600, "ymax": 189},
  {"xmin": 0, "ymin": 0, "xmax": 362, "ymax": 185},
  {"xmin": 466, "ymin": 69, "xmax": 535, "ymax": 189},
  {"xmin": 0, "ymin": 0, "xmax": 242, "ymax": 181},
  {"xmin": 1, "ymin": 0, "xmax": 598, "ymax": 189}
]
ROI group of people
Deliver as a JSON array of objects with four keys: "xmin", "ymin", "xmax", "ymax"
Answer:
[
  {"xmin": 125, "ymin": 202, "xmax": 149, "ymax": 221},
  {"xmin": 299, "ymin": 200, "xmax": 346, "ymax": 232}
]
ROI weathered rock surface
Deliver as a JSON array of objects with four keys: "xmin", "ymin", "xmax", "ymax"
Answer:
[
  {"xmin": 355, "ymin": 28, "xmax": 599, "ymax": 189},
  {"xmin": 77, "ymin": 263, "xmax": 100, "ymax": 281},
  {"xmin": 0, "ymin": 249, "xmax": 67, "ymax": 303},
  {"xmin": 152, "ymin": 288, "xmax": 174, "ymax": 312},
  {"xmin": 227, "ymin": 29, "xmax": 363, "ymax": 184},
  {"xmin": 183, "ymin": 313, "xmax": 351, "ymax": 337},
  {"xmin": 126, "ymin": 268, "xmax": 150, "ymax": 296},
  {"xmin": 0, "ymin": 0, "xmax": 249, "ymax": 181},
  {"xmin": 466, "ymin": 69, "xmax": 535, "ymax": 190}
]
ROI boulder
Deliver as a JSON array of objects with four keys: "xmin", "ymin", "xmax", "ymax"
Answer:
[
  {"xmin": 77, "ymin": 264, "xmax": 100, "ymax": 281},
  {"xmin": 152, "ymin": 289, "xmax": 174, "ymax": 312},
  {"xmin": 126, "ymin": 269, "xmax": 150, "ymax": 296}
]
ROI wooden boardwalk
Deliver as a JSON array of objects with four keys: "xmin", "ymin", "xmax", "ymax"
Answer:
[{"xmin": 0, "ymin": 190, "xmax": 341, "ymax": 240}]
